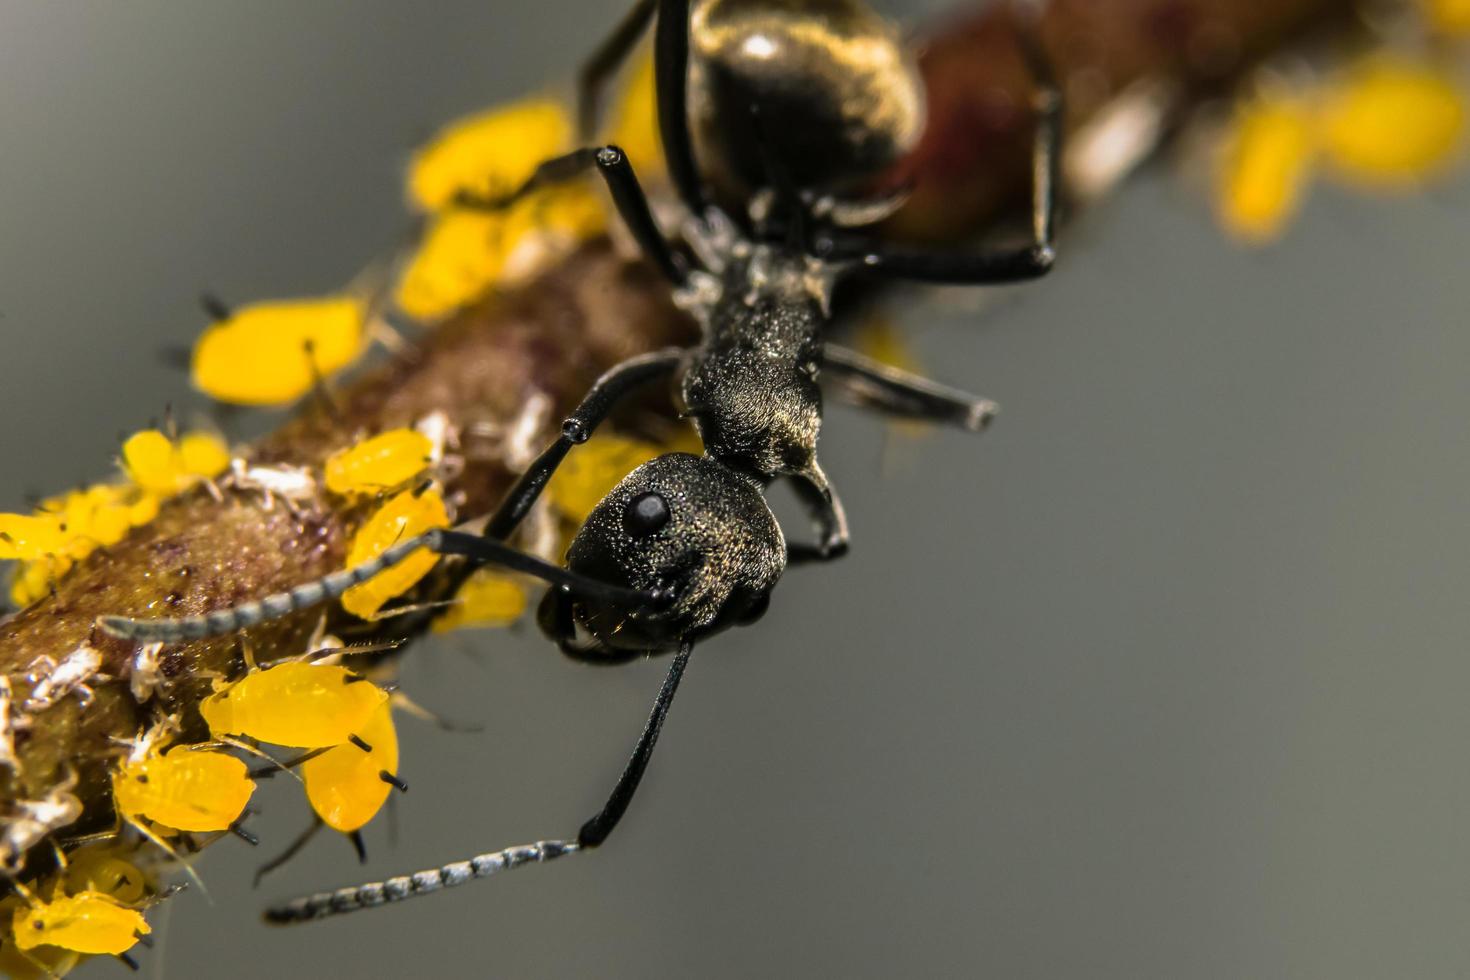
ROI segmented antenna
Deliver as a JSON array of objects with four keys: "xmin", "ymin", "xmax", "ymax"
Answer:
[
  {"xmin": 98, "ymin": 528, "xmax": 665, "ymax": 643},
  {"xmin": 98, "ymin": 532, "xmax": 441, "ymax": 642},
  {"xmin": 264, "ymin": 839, "xmax": 580, "ymax": 924}
]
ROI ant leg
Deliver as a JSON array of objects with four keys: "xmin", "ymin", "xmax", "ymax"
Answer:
[
  {"xmin": 653, "ymin": 0, "xmax": 707, "ymax": 217},
  {"xmin": 263, "ymin": 639, "xmax": 695, "ymax": 924},
  {"xmin": 787, "ymin": 463, "xmax": 850, "ymax": 562},
  {"xmin": 822, "ymin": 343, "xmax": 997, "ymax": 432},
  {"xmin": 484, "ymin": 348, "xmax": 684, "ymax": 539},
  {"xmin": 456, "ymin": 146, "xmax": 687, "ymax": 285},
  {"xmin": 577, "ymin": 0, "xmax": 658, "ymax": 139},
  {"xmin": 820, "ymin": 8, "xmax": 1061, "ymax": 285}
]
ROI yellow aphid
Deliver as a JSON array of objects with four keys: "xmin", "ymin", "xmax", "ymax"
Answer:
[
  {"xmin": 10, "ymin": 891, "xmax": 149, "ymax": 956},
  {"xmin": 1318, "ymin": 57, "xmax": 1465, "ymax": 188},
  {"xmin": 396, "ymin": 186, "xmax": 607, "ymax": 320},
  {"xmin": 111, "ymin": 746, "xmax": 254, "ymax": 833},
  {"xmin": 341, "ymin": 488, "xmax": 452, "ymax": 619},
  {"xmin": 302, "ymin": 700, "xmax": 399, "ymax": 833},
  {"xmin": 0, "ymin": 514, "xmax": 68, "ymax": 561},
  {"xmin": 191, "ymin": 296, "xmax": 366, "ymax": 406},
  {"xmin": 546, "ymin": 434, "xmax": 665, "ymax": 526},
  {"xmin": 433, "ymin": 568, "xmax": 528, "ymax": 632},
  {"xmin": 607, "ymin": 51, "xmax": 662, "ymax": 176},
  {"xmin": 62, "ymin": 847, "xmax": 152, "ymax": 906},
  {"xmin": 9, "ymin": 557, "xmax": 60, "ymax": 609},
  {"xmin": 324, "ymin": 429, "xmax": 433, "ymax": 498},
  {"xmin": 121, "ymin": 429, "xmax": 229, "ymax": 496},
  {"xmin": 1423, "ymin": 0, "xmax": 1470, "ymax": 37},
  {"xmin": 0, "ymin": 898, "xmax": 79, "ymax": 978},
  {"xmin": 200, "ymin": 662, "xmax": 388, "ymax": 748},
  {"xmin": 1216, "ymin": 94, "xmax": 1317, "ymax": 243},
  {"xmin": 407, "ymin": 98, "xmax": 571, "ymax": 212}
]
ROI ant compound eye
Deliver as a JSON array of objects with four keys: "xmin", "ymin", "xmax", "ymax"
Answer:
[{"xmin": 623, "ymin": 492, "xmax": 671, "ymax": 537}]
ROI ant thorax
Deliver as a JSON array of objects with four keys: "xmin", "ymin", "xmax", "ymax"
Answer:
[{"xmin": 673, "ymin": 214, "xmax": 830, "ymax": 479}]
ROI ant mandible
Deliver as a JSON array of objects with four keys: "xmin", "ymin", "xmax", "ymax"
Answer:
[{"xmin": 101, "ymin": 0, "xmax": 1060, "ymax": 922}]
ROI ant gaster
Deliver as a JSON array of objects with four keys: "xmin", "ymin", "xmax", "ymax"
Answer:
[{"xmin": 101, "ymin": 0, "xmax": 1060, "ymax": 922}]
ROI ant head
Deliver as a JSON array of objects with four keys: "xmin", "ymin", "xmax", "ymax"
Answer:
[
  {"xmin": 690, "ymin": 0, "xmax": 925, "ymax": 203},
  {"xmin": 540, "ymin": 452, "xmax": 784, "ymax": 655},
  {"xmin": 681, "ymin": 343, "xmax": 823, "ymax": 479}
]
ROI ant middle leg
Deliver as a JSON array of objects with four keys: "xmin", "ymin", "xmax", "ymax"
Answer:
[
  {"xmin": 576, "ymin": 0, "xmax": 659, "ymax": 139},
  {"xmin": 822, "ymin": 343, "xmax": 998, "ymax": 432},
  {"xmin": 818, "ymin": 4, "xmax": 1062, "ymax": 285}
]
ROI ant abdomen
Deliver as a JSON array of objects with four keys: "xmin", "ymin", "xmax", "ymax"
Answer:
[
  {"xmin": 689, "ymin": 0, "xmax": 925, "ymax": 201},
  {"xmin": 541, "ymin": 452, "xmax": 785, "ymax": 655}
]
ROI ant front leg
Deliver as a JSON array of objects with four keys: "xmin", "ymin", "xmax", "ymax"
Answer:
[
  {"xmin": 264, "ymin": 639, "xmax": 696, "ymax": 924},
  {"xmin": 818, "ymin": 5, "xmax": 1062, "ymax": 285},
  {"xmin": 822, "ymin": 343, "xmax": 998, "ymax": 432},
  {"xmin": 454, "ymin": 145, "xmax": 688, "ymax": 286},
  {"xmin": 483, "ymin": 349, "xmax": 686, "ymax": 540},
  {"xmin": 786, "ymin": 462, "xmax": 850, "ymax": 564}
]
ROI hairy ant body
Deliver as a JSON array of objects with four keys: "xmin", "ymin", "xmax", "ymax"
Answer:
[{"xmin": 101, "ymin": 0, "xmax": 1061, "ymax": 921}]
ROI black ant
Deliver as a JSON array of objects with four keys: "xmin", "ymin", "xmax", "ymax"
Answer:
[{"xmin": 100, "ymin": 0, "xmax": 1060, "ymax": 922}]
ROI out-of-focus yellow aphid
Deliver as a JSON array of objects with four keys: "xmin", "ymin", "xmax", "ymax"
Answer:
[
  {"xmin": 396, "ymin": 186, "xmax": 606, "ymax": 320},
  {"xmin": 433, "ymin": 568, "xmax": 528, "ymax": 632},
  {"xmin": 200, "ymin": 661, "xmax": 388, "ymax": 749},
  {"xmin": 111, "ymin": 746, "xmax": 254, "ymax": 833},
  {"xmin": 407, "ymin": 98, "xmax": 571, "ymax": 213},
  {"xmin": 0, "ymin": 514, "xmax": 68, "ymax": 561},
  {"xmin": 324, "ymin": 429, "xmax": 433, "ymax": 498},
  {"xmin": 62, "ymin": 847, "xmax": 153, "ymax": 907},
  {"xmin": 6, "ymin": 477, "xmax": 162, "ymax": 609},
  {"xmin": 1216, "ymin": 93, "xmax": 1317, "ymax": 243},
  {"xmin": 341, "ymin": 487, "xmax": 452, "ymax": 619},
  {"xmin": 546, "ymin": 434, "xmax": 665, "ymax": 527},
  {"xmin": 121, "ymin": 429, "xmax": 229, "ymax": 497},
  {"xmin": 10, "ymin": 890, "xmax": 149, "ymax": 957},
  {"xmin": 302, "ymin": 700, "xmax": 400, "ymax": 833},
  {"xmin": 607, "ymin": 51, "xmax": 662, "ymax": 177},
  {"xmin": 1423, "ymin": 0, "xmax": 1470, "ymax": 37},
  {"xmin": 1318, "ymin": 57, "xmax": 1466, "ymax": 188},
  {"xmin": 0, "ymin": 898, "xmax": 79, "ymax": 978},
  {"xmin": 191, "ymin": 296, "xmax": 367, "ymax": 406}
]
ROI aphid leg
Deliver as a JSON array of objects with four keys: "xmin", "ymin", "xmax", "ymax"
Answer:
[
  {"xmin": 821, "ymin": 343, "xmax": 998, "ymax": 431},
  {"xmin": 123, "ymin": 817, "xmax": 208, "ymax": 900},
  {"xmin": 254, "ymin": 818, "xmax": 323, "ymax": 887},
  {"xmin": 116, "ymin": 953, "xmax": 140, "ymax": 972},
  {"xmin": 456, "ymin": 145, "xmax": 687, "ymax": 285},
  {"xmin": 577, "ymin": 0, "xmax": 658, "ymax": 139},
  {"xmin": 379, "ymin": 772, "xmax": 408, "ymax": 793},
  {"xmin": 301, "ymin": 338, "xmax": 344, "ymax": 423},
  {"xmin": 483, "ymin": 348, "xmax": 684, "ymax": 539},
  {"xmin": 389, "ymin": 689, "xmax": 484, "ymax": 734},
  {"xmin": 787, "ymin": 463, "xmax": 850, "ymax": 561},
  {"xmin": 817, "ymin": 6, "xmax": 1062, "ymax": 284},
  {"xmin": 347, "ymin": 831, "xmax": 367, "ymax": 864},
  {"xmin": 263, "ymin": 639, "xmax": 694, "ymax": 925}
]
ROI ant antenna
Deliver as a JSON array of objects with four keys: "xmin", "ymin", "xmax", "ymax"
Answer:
[{"xmin": 98, "ymin": 529, "xmax": 669, "ymax": 643}]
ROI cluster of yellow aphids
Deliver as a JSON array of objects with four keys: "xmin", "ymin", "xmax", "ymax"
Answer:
[
  {"xmin": 1216, "ymin": 49, "xmax": 1467, "ymax": 244},
  {"xmin": 0, "ymin": 427, "xmax": 229, "ymax": 607},
  {"xmin": 185, "ymin": 52, "xmax": 662, "ymax": 412}
]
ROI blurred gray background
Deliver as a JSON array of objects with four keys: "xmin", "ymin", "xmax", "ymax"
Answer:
[{"xmin": 3, "ymin": 1, "xmax": 1469, "ymax": 978}]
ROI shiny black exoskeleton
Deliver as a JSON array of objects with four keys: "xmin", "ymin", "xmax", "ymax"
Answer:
[{"xmin": 261, "ymin": 0, "xmax": 1064, "ymax": 923}]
